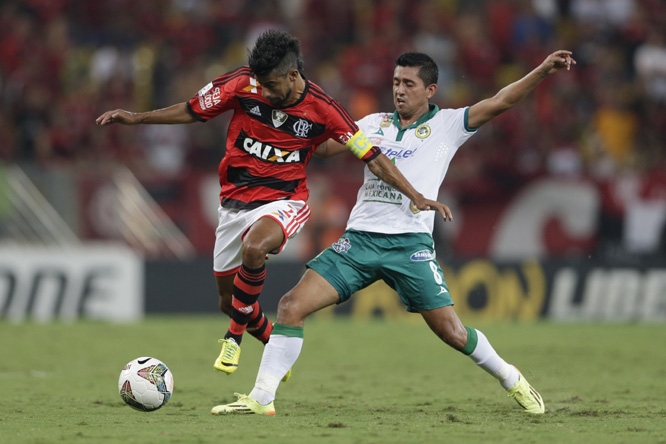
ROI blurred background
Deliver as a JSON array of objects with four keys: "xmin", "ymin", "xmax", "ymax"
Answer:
[{"xmin": 1, "ymin": 0, "xmax": 665, "ymax": 323}]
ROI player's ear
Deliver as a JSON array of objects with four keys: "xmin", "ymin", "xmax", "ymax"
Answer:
[
  {"xmin": 426, "ymin": 83, "xmax": 437, "ymax": 99},
  {"xmin": 288, "ymin": 68, "xmax": 299, "ymax": 82}
]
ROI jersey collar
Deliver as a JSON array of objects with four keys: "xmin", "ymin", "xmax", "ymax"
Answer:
[
  {"xmin": 391, "ymin": 104, "xmax": 439, "ymax": 141},
  {"xmin": 391, "ymin": 103, "xmax": 439, "ymax": 131}
]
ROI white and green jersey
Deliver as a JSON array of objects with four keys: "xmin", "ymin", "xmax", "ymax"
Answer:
[{"xmin": 346, "ymin": 104, "xmax": 476, "ymax": 234}]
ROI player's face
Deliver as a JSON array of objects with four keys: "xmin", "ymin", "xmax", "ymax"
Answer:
[
  {"xmin": 393, "ymin": 66, "xmax": 435, "ymax": 119},
  {"xmin": 256, "ymin": 70, "xmax": 296, "ymax": 108}
]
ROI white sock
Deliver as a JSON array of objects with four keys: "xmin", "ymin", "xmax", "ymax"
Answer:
[
  {"xmin": 468, "ymin": 329, "xmax": 519, "ymax": 390},
  {"xmin": 250, "ymin": 335, "xmax": 303, "ymax": 405}
]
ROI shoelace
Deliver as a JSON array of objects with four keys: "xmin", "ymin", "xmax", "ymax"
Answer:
[
  {"xmin": 231, "ymin": 393, "xmax": 252, "ymax": 406},
  {"xmin": 219, "ymin": 339, "xmax": 238, "ymax": 362}
]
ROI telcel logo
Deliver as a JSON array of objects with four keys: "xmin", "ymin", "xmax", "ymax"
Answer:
[{"xmin": 382, "ymin": 147, "xmax": 414, "ymax": 159}]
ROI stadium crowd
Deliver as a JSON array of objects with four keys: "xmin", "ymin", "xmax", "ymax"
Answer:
[{"xmin": 1, "ymin": 0, "xmax": 666, "ymax": 256}]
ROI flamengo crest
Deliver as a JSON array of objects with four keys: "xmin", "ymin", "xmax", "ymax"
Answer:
[{"xmin": 293, "ymin": 119, "xmax": 313, "ymax": 138}]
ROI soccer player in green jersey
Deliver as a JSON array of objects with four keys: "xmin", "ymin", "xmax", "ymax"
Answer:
[{"xmin": 211, "ymin": 49, "xmax": 575, "ymax": 416}]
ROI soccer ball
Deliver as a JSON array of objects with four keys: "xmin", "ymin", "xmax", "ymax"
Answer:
[{"xmin": 118, "ymin": 357, "xmax": 174, "ymax": 412}]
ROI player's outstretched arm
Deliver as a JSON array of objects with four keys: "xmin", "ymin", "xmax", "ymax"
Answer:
[
  {"xmin": 467, "ymin": 50, "xmax": 575, "ymax": 129},
  {"xmin": 367, "ymin": 154, "xmax": 452, "ymax": 221},
  {"xmin": 313, "ymin": 139, "xmax": 349, "ymax": 158},
  {"xmin": 95, "ymin": 102, "xmax": 196, "ymax": 126}
]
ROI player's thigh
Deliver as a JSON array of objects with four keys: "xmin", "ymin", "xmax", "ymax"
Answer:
[
  {"xmin": 242, "ymin": 216, "xmax": 285, "ymax": 257},
  {"xmin": 213, "ymin": 200, "xmax": 309, "ymax": 273},
  {"xmin": 381, "ymin": 236, "xmax": 452, "ymax": 312},
  {"xmin": 277, "ymin": 269, "xmax": 341, "ymax": 325},
  {"xmin": 248, "ymin": 200, "xmax": 310, "ymax": 255},
  {"xmin": 306, "ymin": 231, "xmax": 379, "ymax": 303}
]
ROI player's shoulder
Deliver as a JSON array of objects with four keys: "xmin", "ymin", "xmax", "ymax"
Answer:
[
  {"xmin": 354, "ymin": 112, "xmax": 392, "ymax": 135},
  {"xmin": 430, "ymin": 106, "xmax": 477, "ymax": 135},
  {"xmin": 430, "ymin": 106, "xmax": 468, "ymax": 124},
  {"xmin": 305, "ymin": 80, "xmax": 337, "ymax": 105},
  {"xmin": 434, "ymin": 105, "xmax": 467, "ymax": 116},
  {"xmin": 211, "ymin": 66, "xmax": 256, "ymax": 92},
  {"xmin": 304, "ymin": 80, "xmax": 357, "ymax": 125},
  {"xmin": 359, "ymin": 112, "xmax": 392, "ymax": 126}
]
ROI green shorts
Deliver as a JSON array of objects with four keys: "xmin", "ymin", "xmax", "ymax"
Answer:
[{"xmin": 306, "ymin": 230, "xmax": 453, "ymax": 312}]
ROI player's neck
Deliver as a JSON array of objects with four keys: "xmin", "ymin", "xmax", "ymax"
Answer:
[
  {"xmin": 285, "ymin": 74, "xmax": 306, "ymax": 107},
  {"xmin": 399, "ymin": 103, "xmax": 429, "ymax": 127}
]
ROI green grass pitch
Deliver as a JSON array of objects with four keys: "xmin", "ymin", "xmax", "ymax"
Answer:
[{"xmin": 1, "ymin": 315, "xmax": 665, "ymax": 444}]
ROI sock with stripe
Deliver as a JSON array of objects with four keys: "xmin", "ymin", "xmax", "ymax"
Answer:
[
  {"xmin": 250, "ymin": 324, "xmax": 304, "ymax": 406},
  {"xmin": 225, "ymin": 264, "xmax": 266, "ymax": 345},
  {"xmin": 461, "ymin": 326, "xmax": 519, "ymax": 390},
  {"xmin": 246, "ymin": 308, "xmax": 273, "ymax": 344}
]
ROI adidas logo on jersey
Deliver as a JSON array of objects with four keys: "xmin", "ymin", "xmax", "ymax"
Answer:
[{"xmin": 249, "ymin": 105, "xmax": 261, "ymax": 116}]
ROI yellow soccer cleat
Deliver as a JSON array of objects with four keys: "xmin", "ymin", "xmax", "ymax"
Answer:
[
  {"xmin": 211, "ymin": 393, "xmax": 276, "ymax": 415},
  {"xmin": 507, "ymin": 371, "xmax": 545, "ymax": 414},
  {"xmin": 213, "ymin": 338, "xmax": 241, "ymax": 374},
  {"xmin": 281, "ymin": 368, "xmax": 292, "ymax": 382}
]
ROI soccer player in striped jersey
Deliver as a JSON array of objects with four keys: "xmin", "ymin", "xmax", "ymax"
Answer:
[
  {"xmin": 210, "ymin": 49, "xmax": 575, "ymax": 416},
  {"xmin": 96, "ymin": 30, "xmax": 451, "ymax": 377}
]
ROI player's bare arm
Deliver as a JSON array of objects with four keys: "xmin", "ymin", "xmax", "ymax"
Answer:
[
  {"xmin": 367, "ymin": 154, "xmax": 453, "ymax": 221},
  {"xmin": 467, "ymin": 50, "xmax": 575, "ymax": 129},
  {"xmin": 95, "ymin": 102, "xmax": 196, "ymax": 126},
  {"xmin": 313, "ymin": 139, "xmax": 349, "ymax": 158},
  {"xmin": 317, "ymin": 137, "xmax": 452, "ymax": 220}
]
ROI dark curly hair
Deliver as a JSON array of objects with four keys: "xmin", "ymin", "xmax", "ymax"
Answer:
[
  {"xmin": 248, "ymin": 29, "xmax": 304, "ymax": 77},
  {"xmin": 395, "ymin": 52, "xmax": 439, "ymax": 86}
]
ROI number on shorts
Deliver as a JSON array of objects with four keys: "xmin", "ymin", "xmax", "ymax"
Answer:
[{"xmin": 429, "ymin": 261, "xmax": 443, "ymax": 284}]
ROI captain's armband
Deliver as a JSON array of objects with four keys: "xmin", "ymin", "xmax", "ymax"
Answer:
[{"xmin": 346, "ymin": 130, "xmax": 380, "ymax": 162}]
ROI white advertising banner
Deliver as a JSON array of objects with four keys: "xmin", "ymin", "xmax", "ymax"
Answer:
[{"xmin": 0, "ymin": 244, "xmax": 143, "ymax": 322}]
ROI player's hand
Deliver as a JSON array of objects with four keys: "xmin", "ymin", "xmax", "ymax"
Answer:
[
  {"xmin": 542, "ymin": 50, "xmax": 576, "ymax": 75},
  {"xmin": 95, "ymin": 109, "xmax": 138, "ymax": 126},
  {"xmin": 409, "ymin": 199, "xmax": 453, "ymax": 222}
]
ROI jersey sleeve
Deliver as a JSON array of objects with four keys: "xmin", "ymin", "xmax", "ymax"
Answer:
[
  {"xmin": 438, "ymin": 107, "xmax": 477, "ymax": 148},
  {"xmin": 324, "ymin": 99, "xmax": 380, "ymax": 162},
  {"xmin": 355, "ymin": 113, "xmax": 377, "ymax": 130},
  {"xmin": 187, "ymin": 68, "xmax": 246, "ymax": 122}
]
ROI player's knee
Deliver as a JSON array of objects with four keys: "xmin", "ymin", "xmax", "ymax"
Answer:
[
  {"xmin": 276, "ymin": 291, "xmax": 307, "ymax": 325},
  {"xmin": 240, "ymin": 241, "xmax": 269, "ymax": 264}
]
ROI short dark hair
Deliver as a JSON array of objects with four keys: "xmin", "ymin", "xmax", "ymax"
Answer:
[
  {"xmin": 248, "ymin": 29, "xmax": 304, "ymax": 77},
  {"xmin": 395, "ymin": 52, "xmax": 439, "ymax": 86}
]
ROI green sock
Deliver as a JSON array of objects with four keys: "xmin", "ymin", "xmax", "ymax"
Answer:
[{"xmin": 461, "ymin": 326, "xmax": 478, "ymax": 355}]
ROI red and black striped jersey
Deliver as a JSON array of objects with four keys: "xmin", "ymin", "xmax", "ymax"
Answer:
[{"xmin": 187, "ymin": 66, "xmax": 378, "ymax": 210}]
